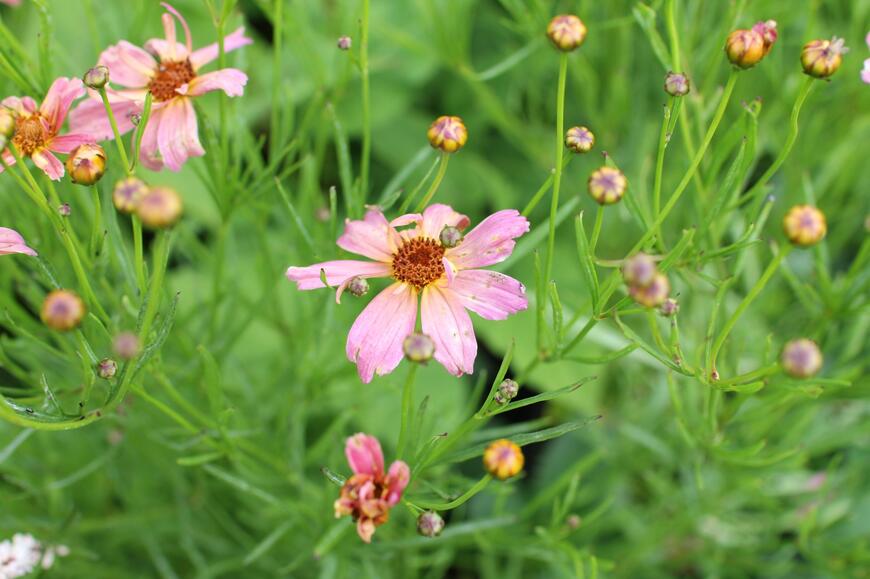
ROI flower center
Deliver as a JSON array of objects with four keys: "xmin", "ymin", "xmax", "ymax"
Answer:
[
  {"xmin": 12, "ymin": 115, "xmax": 48, "ymax": 156},
  {"xmin": 391, "ymin": 237, "xmax": 446, "ymax": 289},
  {"xmin": 148, "ymin": 59, "xmax": 196, "ymax": 102}
]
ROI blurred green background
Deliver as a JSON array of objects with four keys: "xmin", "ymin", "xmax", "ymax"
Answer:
[{"xmin": 1, "ymin": 0, "xmax": 869, "ymax": 577}]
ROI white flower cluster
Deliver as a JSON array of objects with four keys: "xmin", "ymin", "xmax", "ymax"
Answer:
[{"xmin": 0, "ymin": 534, "xmax": 69, "ymax": 578}]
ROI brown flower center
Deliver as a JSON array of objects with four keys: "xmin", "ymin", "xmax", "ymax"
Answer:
[
  {"xmin": 148, "ymin": 59, "xmax": 196, "ymax": 102},
  {"xmin": 391, "ymin": 237, "xmax": 446, "ymax": 289},
  {"xmin": 12, "ymin": 115, "xmax": 48, "ymax": 156}
]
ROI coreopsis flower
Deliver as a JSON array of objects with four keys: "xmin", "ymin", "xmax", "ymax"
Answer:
[
  {"xmin": 427, "ymin": 116, "xmax": 467, "ymax": 153},
  {"xmin": 588, "ymin": 166, "xmax": 627, "ymax": 204},
  {"xmin": 483, "ymin": 439, "xmax": 524, "ymax": 480},
  {"xmin": 0, "ymin": 227, "xmax": 36, "ymax": 256},
  {"xmin": 725, "ymin": 29, "xmax": 765, "ymax": 68},
  {"xmin": 547, "ymin": 15, "xmax": 587, "ymax": 52},
  {"xmin": 783, "ymin": 204, "xmax": 827, "ymax": 247},
  {"xmin": 752, "ymin": 20, "xmax": 778, "ymax": 56},
  {"xmin": 334, "ymin": 433, "xmax": 410, "ymax": 543},
  {"xmin": 781, "ymin": 339, "xmax": 823, "ymax": 378},
  {"xmin": 1, "ymin": 78, "xmax": 95, "ymax": 180},
  {"xmin": 286, "ymin": 204, "xmax": 529, "ymax": 383},
  {"xmin": 41, "ymin": 289, "xmax": 86, "ymax": 331},
  {"xmin": 801, "ymin": 37, "xmax": 848, "ymax": 78},
  {"xmin": 565, "ymin": 126, "xmax": 595, "ymax": 153},
  {"xmin": 70, "ymin": 2, "xmax": 251, "ymax": 171}
]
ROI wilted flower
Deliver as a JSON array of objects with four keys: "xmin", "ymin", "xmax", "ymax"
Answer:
[
  {"xmin": 725, "ymin": 29, "xmax": 765, "ymax": 69},
  {"xmin": 0, "ymin": 227, "xmax": 37, "ymax": 256},
  {"xmin": 334, "ymin": 433, "xmax": 410, "ymax": 543},
  {"xmin": 41, "ymin": 289, "xmax": 86, "ymax": 331},
  {"xmin": 70, "ymin": 2, "xmax": 251, "ymax": 171},
  {"xmin": 83, "ymin": 65, "xmax": 110, "ymax": 89},
  {"xmin": 801, "ymin": 37, "xmax": 848, "ymax": 79},
  {"xmin": 112, "ymin": 177, "xmax": 148, "ymax": 214},
  {"xmin": 286, "ymin": 204, "xmax": 529, "ymax": 383},
  {"xmin": 752, "ymin": 20, "xmax": 778, "ymax": 56},
  {"xmin": 417, "ymin": 511, "xmax": 445, "ymax": 538},
  {"xmin": 66, "ymin": 143, "xmax": 107, "ymax": 185},
  {"xmin": 629, "ymin": 273, "xmax": 670, "ymax": 308},
  {"xmin": 781, "ymin": 339, "xmax": 823, "ymax": 378},
  {"xmin": 427, "ymin": 116, "xmax": 467, "ymax": 153},
  {"xmin": 588, "ymin": 166, "xmax": 627, "ymax": 205},
  {"xmin": 664, "ymin": 72, "xmax": 690, "ymax": 97},
  {"xmin": 483, "ymin": 439, "xmax": 524, "ymax": 480},
  {"xmin": 337, "ymin": 36, "xmax": 352, "ymax": 51},
  {"xmin": 546, "ymin": 15, "xmax": 587, "ymax": 52},
  {"xmin": 565, "ymin": 126, "xmax": 595, "ymax": 153},
  {"xmin": 136, "ymin": 186, "xmax": 183, "ymax": 228},
  {"xmin": 113, "ymin": 331, "xmax": 141, "ymax": 360},
  {"xmin": 97, "ymin": 358, "xmax": 118, "ymax": 379},
  {"xmin": 622, "ymin": 253, "xmax": 657, "ymax": 287},
  {"xmin": 403, "ymin": 332, "xmax": 435, "ymax": 363},
  {"xmin": 783, "ymin": 205, "xmax": 827, "ymax": 247}
]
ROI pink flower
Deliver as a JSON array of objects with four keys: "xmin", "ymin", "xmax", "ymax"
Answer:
[
  {"xmin": 1, "ymin": 78, "xmax": 94, "ymax": 180},
  {"xmin": 70, "ymin": 2, "xmax": 251, "ymax": 171},
  {"xmin": 334, "ymin": 433, "xmax": 410, "ymax": 543},
  {"xmin": 0, "ymin": 227, "xmax": 36, "ymax": 256},
  {"xmin": 863, "ymin": 32, "xmax": 870, "ymax": 84},
  {"xmin": 286, "ymin": 204, "xmax": 530, "ymax": 383}
]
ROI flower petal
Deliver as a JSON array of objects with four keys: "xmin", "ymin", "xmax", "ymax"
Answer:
[
  {"xmin": 420, "ymin": 203, "xmax": 470, "ymax": 238},
  {"xmin": 337, "ymin": 209, "xmax": 401, "ymax": 262},
  {"xmin": 157, "ymin": 98, "xmax": 204, "ymax": 171},
  {"xmin": 346, "ymin": 283, "xmax": 417, "ymax": 384},
  {"xmin": 184, "ymin": 68, "xmax": 247, "ymax": 97},
  {"xmin": 421, "ymin": 285, "xmax": 476, "ymax": 377},
  {"xmin": 39, "ymin": 77, "xmax": 85, "ymax": 132},
  {"xmin": 69, "ymin": 98, "xmax": 141, "ymax": 141},
  {"xmin": 285, "ymin": 260, "xmax": 390, "ymax": 299},
  {"xmin": 190, "ymin": 27, "xmax": 253, "ymax": 69},
  {"xmin": 345, "ymin": 433, "xmax": 384, "ymax": 477},
  {"xmin": 446, "ymin": 209, "xmax": 529, "ymax": 269},
  {"xmin": 48, "ymin": 133, "xmax": 95, "ymax": 154},
  {"xmin": 449, "ymin": 269, "xmax": 528, "ymax": 320},
  {"xmin": 0, "ymin": 227, "xmax": 37, "ymax": 256},
  {"xmin": 98, "ymin": 41, "xmax": 157, "ymax": 88},
  {"xmin": 356, "ymin": 518, "xmax": 376, "ymax": 543},
  {"xmin": 138, "ymin": 106, "xmax": 164, "ymax": 170},
  {"xmin": 1, "ymin": 96, "xmax": 38, "ymax": 116},
  {"xmin": 30, "ymin": 149, "xmax": 64, "ymax": 180},
  {"xmin": 384, "ymin": 460, "xmax": 410, "ymax": 506}
]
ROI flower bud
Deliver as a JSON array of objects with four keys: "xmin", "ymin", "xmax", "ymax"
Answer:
[
  {"xmin": 58, "ymin": 203, "xmax": 71, "ymax": 217},
  {"xmin": 629, "ymin": 272, "xmax": 670, "ymax": 308},
  {"xmin": 498, "ymin": 378, "xmax": 519, "ymax": 401},
  {"xmin": 781, "ymin": 339, "xmax": 823, "ymax": 378},
  {"xmin": 403, "ymin": 332, "xmax": 435, "ymax": 363},
  {"xmin": 801, "ymin": 37, "xmax": 848, "ymax": 79},
  {"xmin": 493, "ymin": 392, "xmax": 508, "ymax": 405},
  {"xmin": 783, "ymin": 204, "xmax": 827, "ymax": 247},
  {"xmin": 136, "ymin": 186, "xmax": 183, "ymax": 229},
  {"xmin": 725, "ymin": 29, "xmax": 765, "ymax": 69},
  {"xmin": 112, "ymin": 177, "xmax": 148, "ymax": 214},
  {"xmin": 41, "ymin": 289, "xmax": 86, "ymax": 332},
  {"xmin": 0, "ymin": 107, "xmax": 15, "ymax": 139},
  {"xmin": 97, "ymin": 358, "xmax": 117, "ymax": 379},
  {"xmin": 664, "ymin": 72, "xmax": 690, "ymax": 97},
  {"xmin": 546, "ymin": 15, "xmax": 587, "ymax": 52},
  {"xmin": 659, "ymin": 298, "xmax": 679, "ymax": 317},
  {"xmin": 565, "ymin": 126, "xmax": 595, "ymax": 154},
  {"xmin": 439, "ymin": 225, "xmax": 463, "ymax": 248},
  {"xmin": 346, "ymin": 276, "xmax": 369, "ymax": 297},
  {"xmin": 588, "ymin": 166, "xmax": 627, "ymax": 205},
  {"xmin": 337, "ymin": 36, "xmax": 352, "ymax": 51},
  {"xmin": 130, "ymin": 113, "xmax": 142, "ymax": 126},
  {"xmin": 83, "ymin": 65, "xmax": 109, "ymax": 89},
  {"xmin": 483, "ymin": 439, "xmax": 524, "ymax": 480},
  {"xmin": 113, "ymin": 331, "xmax": 141, "ymax": 360},
  {"xmin": 66, "ymin": 143, "xmax": 107, "ymax": 185},
  {"xmin": 622, "ymin": 253, "xmax": 657, "ymax": 287},
  {"xmin": 416, "ymin": 511, "xmax": 445, "ymax": 538},
  {"xmin": 427, "ymin": 116, "xmax": 467, "ymax": 153},
  {"xmin": 752, "ymin": 20, "xmax": 778, "ymax": 56}
]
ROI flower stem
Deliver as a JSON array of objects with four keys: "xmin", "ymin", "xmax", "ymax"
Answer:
[
  {"xmin": 98, "ymin": 86, "xmax": 131, "ymax": 173},
  {"xmin": 359, "ymin": 0, "xmax": 371, "ymax": 207},
  {"xmin": 132, "ymin": 215, "xmax": 146, "ymax": 296},
  {"xmin": 90, "ymin": 185, "xmax": 103, "ymax": 257},
  {"xmin": 414, "ymin": 153, "xmax": 449, "ymax": 212},
  {"xmin": 396, "ymin": 364, "xmax": 418, "ymax": 460},
  {"xmin": 544, "ymin": 52, "xmax": 569, "ymax": 284},
  {"xmin": 652, "ymin": 98, "xmax": 675, "ymax": 244},
  {"xmin": 521, "ymin": 152, "xmax": 572, "ymax": 217},
  {"xmin": 137, "ymin": 231, "xmax": 170, "ymax": 345},
  {"xmin": 589, "ymin": 205, "xmax": 605, "ymax": 254}
]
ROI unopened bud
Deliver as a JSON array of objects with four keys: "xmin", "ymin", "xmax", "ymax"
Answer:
[
  {"xmin": 97, "ymin": 358, "xmax": 117, "ymax": 379},
  {"xmin": 664, "ymin": 72, "xmax": 690, "ymax": 97},
  {"xmin": 439, "ymin": 225, "xmax": 463, "ymax": 248},
  {"xmin": 483, "ymin": 439, "xmax": 524, "ymax": 480},
  {"xmin": 498, "ymin": 379, "xmax": 519, "ymax": 401},
  {"xmin": 416, "ymin": 511, "xmax": 445, "ymax": 538},
  {"xmin": 622, "ymin": 253, "xmax": 657, "ymax": 287},
  {"xmin": 403, "ymin": 332, "xmax": 435, "ymax": 363},
  {"xmin": 781, "ymin": 339, "xmax": 823, "ymax": 378},
  {"xmin": 337, "ymin": 36, "xmax": 352, "ymax": 51},
  {"xmin": 566, "ymin": 514, "xmax": 581, "ymax": 529},
  {"xmin": 427, "ymin": 116, "xmax": 467, "ymax": 153},
  {"xmin": 58, "ymin": 203, "xmax": 71, "ymax": 217},
  {"xmin": 725, "ymin": 29, "xmax": 765, "ymax": 69},
  {"xmin": 547, "ymin": 15, "xmax": 587, "ymax": 52},
  {"xmin": 565, "ymin": 126, "xmax": 595, "ymax": 153},
  {"xmin": 112, "ymin": 177, "xmax": 148, "ymax": 214},
  {"xmin": 629, "ymin": 273, "xmax": 670, "ymax": 308},
  {"xmin": 83, "ymin": 65, "xmax": 109, "ymax": 89},
  {"xmin": 66, "ymin": 143, "xmax": 107, "ymax": 185},
  {"xmin": 136, "ymin": 186, "xmax": 182, "ymax": 229},
  {"xmin": 113, "ymin": 331, "xmax": 141, "ymax": 360},
  {"xmin": 588, "ymin": 166, "xmax": 627, "ymax": 205},
  {"xmin": 783, "ymin": 204, "xmax": 826, "ymax": 247},
  {"xmin": 752, "ymin": 20, "xmax": 778, "ymax": 56},
  {"xmin": 41, "ymin": 289, "xmax": 86, "ymax": 332},
  {"xmin": 659, "ymin": 298, "xmax": 679, "ymax": 317},
  {"xmin": 801, "ymin": 37, "xmax": 848, "ymax": 79},
  {"xmin": 346, "ymin": 276, "xmax": 369, "ymax": 297},
  {"xmin": 493, "ymin": 392, "xmax": 508, "ymax": 405},
  {"xmin": 0, "ymin": 107, "xmax": 15, "ymax": 139},
  {"xmin": 130, "ymin": 113, "xmax": 142, "ymax": 126}
]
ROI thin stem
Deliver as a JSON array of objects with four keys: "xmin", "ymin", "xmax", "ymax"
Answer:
[
  {"xmin": 652, "ymin": 99, "xmax": 675, "ymax": 244},
  {"xmin": 545, "ymin": 53, "xmax": 569, "ymax": 284},
  {"xmin": 359, "ymin": 0, "xmax": 371, "ymax": 206},
  {"xmin": 269, "ymin": 0, "xmax": 284, "ymax": 161},
  {"xmin": 98, "ymin": 86, "xmax": 131, "ymax": 173},
  {"xmin": 90, "ymin": 185, "xmax": 103, "ymax": 257},
  {"xmin": 132, "ymin": 215, "xmax": 146, "ymax": 296},
  {"xmin": 396, "ymin": 364, "xmax": 418, "ymax": 460},
  {"xmin": 138, "ymin": 231, "xmax": 170, "ymax": 344},
  {"xmin": 589, "ymin": 205, "xmax": 605, "ymax": 254},
  {"xmin": 521, "ymin": 152, "xmax": 572, "ymax": 217},
  {"xmin": 414, "ymin": 153, "xmax": 449, "ymax": 212}
]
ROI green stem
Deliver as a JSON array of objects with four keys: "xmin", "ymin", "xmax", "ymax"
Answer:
[
  {"xmin": 138, "ymin": 231, "xmax": 170, "ymax": 344},
  {"xmin": 589, "ymin": 205, "xmax": 605, "ymax": 254},
  {"xmin": 544, "ymin": 53, "xmax": 569, "ymax": 284},
  {"xmin": 716, "ymin": 363, "xmax": 779, "ymax": 386},
  {"xmin": 98, "ymin": 86, "xmax": 131, "ymax": 173},
  {"xmin": 359, "ymin": 0, "xmax": 371, "ymax": 206},
  {"xmin": 396, "ymin": 364, "xmax": 418, "ymax": 460},
  {"xmin": 132, "ymin": 215, "xmax": 146, "ymax": 296},
  {"xmin": 90, "ymin": 185, "xmax": 103, "ymax": 257},
  {"xmin": 521, "ymin": 152, "xmax": 572, "ymax": 217},
  {"xmin": 269, "ymin": 0, "xmax": 284, "ymax": 161},
  {"xmin": 413, "ymin": 153, "xmax": 449, "ymax": 212},
  {"xmin": 652, "ymin": 99, "xmax": 675, "ymax": 244}
]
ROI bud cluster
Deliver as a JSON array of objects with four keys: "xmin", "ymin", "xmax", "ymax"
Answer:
[
  {"xmin": 493, "ymin": 379, "xmax": 519, "ymax": 405},
  {"xmin": 623, "ymin": 253, "xmax": 671, "ymax": 308},
  {"xmin": 112, "ymin": 177, "xmax": 183, "ymax": 229}
]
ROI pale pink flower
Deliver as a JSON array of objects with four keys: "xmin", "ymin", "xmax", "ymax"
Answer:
[
  {"xmin": 334, "ymin": 433, "xmax": 410, "ymax": 543},
  {"xmin": 863, "ymin": 32, "xmax": 870, "ymax": 84},
  {"xmin": 0, "ymin": 227, "xmax": 37, "ymax": 256},
  {"xmin": 286, "ymin": 204, "xmax": 529, "ymax": 383},
  {"xmin": 1, "ymin": 78, "xmax": 94, "ymax": 180},
  {"xmin": 0, "ymin": 0, "xmax": 21, "ymax": 6},
  {"xmin": 70, "ymin": 2, "xmax": 251, "ymax": 171}
]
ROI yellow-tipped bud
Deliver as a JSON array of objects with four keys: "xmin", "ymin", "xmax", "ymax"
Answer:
[
  {"xmin": 629, "ymin": 273, "xmax": 670, "ymax": 308},
  {"xmin": 588, "ymin": 166, "xmax": 627, "ymax": 205},
  {"xmin": 0, "ymin": 107, "xmax": 15, "ymax": 139},
  {"xmin": 427, "ymin": 116, "xmax": 467, "ymax": 153},
  {"xmin": 725, "ymin": 29, "xmax": 765, "ymax": 69},
  {"xmin": 483, "ymin": 439, "xmax": 524, "ymax": 480},
  {"xmin": 41, "ymin": 289, "xmax": 86, "ymax": 332},
  {"xmin": 781, "ymin": 339, "xmax": 823, "ymax": 378},
  {"xmin": 783, "ymin": 205, "xmax": 827, "ymax": 247},
  {"xmin": 565, "ymin": 126, "xmax": 595, "ymax": 154},
  {"xmin": 547, "ymin": 15, "xmax": 587, "ymax": 52},
  {"xmin": 136, "ymin": 186, "xmax": 183, "ymax": 229},
  {"xmin": 66, "ymin": 143, "xmax": 107, "ymax": 186},
  {"xmin": 801, "ymin": 37, "xmax": 847, "ymax": 79},
  {"xmin": 112, "ymin": 177, "xmax": 148, "ymax": 214}
]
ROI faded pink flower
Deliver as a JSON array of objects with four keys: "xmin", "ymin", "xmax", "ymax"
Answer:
[
  {"xmin": 1, "ymin": 78, "xmax": 94, "ymax": 180},
  {"xmin": 286, "ymin": 204, "xmax": 529, "ymax": 383},
  {"xmin": 0, "ymin": 227, "xmax": 36, "ymax": 256},
  {"xmin": 863, "ymin": 32, "xmax": 870, "ymax": 84},
  {"xmin": 70, "ymin": 2, "xmax": 251, "ymax": 171},
  {"xmin": 334, "ymin": 433, "xmax": 410, "ymax": 543}
]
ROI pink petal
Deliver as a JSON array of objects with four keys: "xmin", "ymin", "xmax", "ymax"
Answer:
[
  {"xmin": 446, "ymin": 209, "xmax": 529, "ymax": 269},
  {"xmin": 157, "ymin": 98, "xmax": 204, "ymax": 171},
  {"xmin": 39, "ymin": 77, "xmax": 85, "ymax": 132},
  {"xmin": 384, "ymin": 460, "xmax": 410, "ymax": 506},
  {"xmin": 345, "ymin": 433, "xmax": 385, "ymax": 477},
  {"xmin": 346, "ymin": 283, "xmax": 418, "ymax": 384},
  {"xmin": 145, "ymin": 38, "xmax": 190, "ymax": 62},
  {"xmin": 0, "ymin": 227, "xmax": 37, "ymax": 256},
  {"xmin": 421, "ymin": 285, "xmax": 476, "ymax": 377},
  {"xmin": 0, "ymin": 149, "xmax": 17, "ymax": 173},
  {"xmin": 285, "ymin": 259, "xmax": 390, "ymax": 302},
  {"xmin": 1, "ymin": 96, "xmax": 38, "ymax": 116},
  {"xmin": 449, "ymin": 269, "xmax": 528, "ymax": 320},
  {"xmin": 190, "ymin": 27, "xmax": 253, "ymax": 69},
  {"xmin": 337, "ymin": 209, "xmax": 402, "ymax": 262},
  {"xmin": 356, "ymin": 518, "xmax": 376, "ymax": 543},
  {"xmin": 98, "ymin": 41, "xmax": 157, "ymax": 88},
  {"xmin": 184, "ymin": 68, "xmax": 247, "ymax": 97},
  {"xmin": 390, "ymin": 212, "xmax": 423, "ymax": 228},
  {"xmin": 69, "ymin": 98, "xmax": 142, "ymax": 141},
  {"xmin": 48, "ymin": 133, "xmax": 95, "ymax": 154},
  {"xmin": 138, "ymin": 106, "xmax": 164, "ymax": 170},
  {"xmin": 30, "ymin": 150, "xmax": 64, "ymax": 180},
  {"xmin": 0, "ymin": 0, "xmax": 22, "ymax": 6},
  {"xmin": 419, "ymin": 204, "xmax": 470, "ymax": 238},
  {"xmin": 863, "ymin": 59, "xmax": 870, "ymax": 84}
]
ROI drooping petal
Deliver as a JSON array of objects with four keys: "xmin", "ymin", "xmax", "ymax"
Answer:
[
  {"xmin": 157, "ymin": 98, "xmax": 204, "ymax": 171},
  {"xmin": 285, "ymin": 260, "xmax": 390, "ymax": 292},
  {"xmin": 419, "ymin": 203, "xmax": 470, "ymax": 238},
  {"xmin": 449, "ymin": 269, "xmax": 528, "ymax": 320},
  {"xmin": 337, "ymin": 209, "xmax": 402, "ymax": 262},
  {"xmin": 183, "ymin": 68, "xmax": 247, "ymax": 97},
  {"xmin": 1, "ymin": 96, "xmax": 38, "ymax": 116},
  {"xmin": 384, "ymin": 461, "xmax": 410, "ymax": 506},
  {"xmin": 0, "ymin": 228, "xmax": 37, "ymax": 256},
  {"xmin": 345, "ymin": 433, "xmax": 385, "ymax": 477},
  {"xmin": 48, "ymin": 133, "xmax": 95, "ymax": 154},
  {"xmin": 446, "ymin": 209, "xmax": 529, "ymax": 269},
  {"xmin": 69, "ymin": 98, "xmax": 142, "ymax": 141},
  {"xmin": 421, "ymin": 285, "xmax": 476, "ymax": 377},
  {"xmin": 189, "ymin": 27, "xmax": 253, "ymax": 69},
  {"xmin": 356, "ymin": 518, "xmax": 376, "ymax": 543},
  {"xmin": 30, "ymin": 149, "xmax": 64, "ymax": 180},
  {"xmin": 98, "ymin": 41, "xmax": 158, "ymax": 88},
  {"xmin": 39, "ymin": 77, "xmax": 85, "ymax": 132},
  {"xmin": 138, "ymin": 106, "xmax": 164, "ymax": 170},
  {"xmin": 346, "ymin": 283, "xmax": 417, "ymax": 384}
]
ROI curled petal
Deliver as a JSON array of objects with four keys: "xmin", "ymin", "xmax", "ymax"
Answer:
[
  {"xmin": 0, "ymin": 227, "xmax": 37, "ymax": 256},
  {"xmin": 450, "ymin": 269, "xmax": 527, "ymax": 320},
  {"xmin": 346, "ymin": 283, "xmax": 417, "ymax": 383},
  {"xmin": 419, "ymin": 203, "xmax": 470, "ymax": 238},
  {"xmin": 184, "ymin": 68, "xmax": 248, "ymax": 97},
  {"xmin": 346, "ymin": 433, "xmax": 385, "ymax": 477},
  {"xmin": 98, "ymin": 41, "xmax": 157, "ymax": 88},
  {"xmin": 157, "ymin": 98, "xmax": 204, "ymax": 171},
  {"xmin": 421, "ymin": 285, "xmax": 476, "ymax": 377},
  {"xmin": 446, "ymin": 209, "xmax": 529, "ymax": 269},
  {"xmin": 39, "ymin": 77, "xmax": 85, "ymax": 132},
  {"xmin": 190, "ymin": 27, "xmax": 253, "ymax": 69},
  {"xmin": 338, "ymin": 209, "xmax": 402, "ymax": 262},
  {"xmin": 384, "ymin": 461, "xmax": 410, "ymax": 506},
  {"xmin": 30, "ymin": 149, "xmax": 64, "ymax": 180}
]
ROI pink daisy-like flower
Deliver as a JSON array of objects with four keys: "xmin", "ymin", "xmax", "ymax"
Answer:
[
  {"xmin": 70, "ymin": 2, "xmax": 251, "ymax": 171},
  {"xmin": 862, "ymin": 32, "xmax": 870, "ymax": 84},
  {"xmin": 0, "ymin": 227, "xmax": 36, "ymax": 256},
  {"xmin": 286, "ymin": 204, "xmax": 529, "ymax": 383},
  {"xmin": 1, "ymin": 78, "xmax": 94, "ymax": 180},
  {"xmin": 334, "ymin": 433, "xmax": 410, "ymax": 543}
]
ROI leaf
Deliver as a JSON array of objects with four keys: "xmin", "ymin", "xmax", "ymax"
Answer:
[
  {"xmin": 574, "ymin": 213, "xmax": 600, "ymax": 313},
  {"xmin": 632, "ymin": 3, "xmax": 671, "ymax": 72},
  {"xmin": 484, "ymin": 376, "xmax": 596, "ymax": 416}
]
